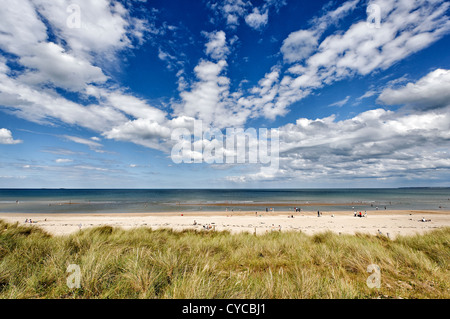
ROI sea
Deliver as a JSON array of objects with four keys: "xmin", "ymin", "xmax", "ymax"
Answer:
[{"xmin": 0, "ymin": 188, "xmax": 449, "ymax": 214}]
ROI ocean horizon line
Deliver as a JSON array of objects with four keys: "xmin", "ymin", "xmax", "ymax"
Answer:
[{"xmin": 1, "ymin": 187, "xmax": 450, "ymax": 190}]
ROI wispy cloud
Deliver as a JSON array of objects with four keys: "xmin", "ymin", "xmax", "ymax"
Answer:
[
  {"xmin": 207, "ymin": 0, "xmax": 285, "ymax": 30},
  {"xmin": 328, "ymin": 96, "xmax": 350, "ymax": 107},
  {"xmin": 63, "ymin": 135, "xmax": 106, "ymax": 153},
  {"xmin": 356, "ymin": 90, "xmax": 378, "ymax": 101},
  {"xmin": 55, "ymin": 158, "xmax": 73, "ymax": 163}
]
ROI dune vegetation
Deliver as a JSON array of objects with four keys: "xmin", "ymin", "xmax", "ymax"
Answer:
[{"xmin": 0, "ymin": 219, "xmax": 448, "ymax": 299}]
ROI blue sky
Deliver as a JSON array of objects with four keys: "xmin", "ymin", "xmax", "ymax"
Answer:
[{"xmin": 1, "ymin": 0, "xmax": 450, "ymax": 188}]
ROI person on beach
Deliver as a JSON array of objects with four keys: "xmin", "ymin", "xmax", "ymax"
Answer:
[{"xmin": 317, "ymin": 210, "xmax": 320, "ymax": 217}]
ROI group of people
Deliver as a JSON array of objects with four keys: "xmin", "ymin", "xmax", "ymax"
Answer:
[
  {"xmin": 270, "ymin": 224, "xmax": 282, "ymax": 231},
  {"xmin": 193, "ymin": 220, "xmax": 215, "ymax": 230},
  {"xmin": 24, "ymin": 218, "xmax": 47, "ymax": 223},
  {"xmin": 354, "ymin": 211, "xmax": 367, "ymax": 217}
]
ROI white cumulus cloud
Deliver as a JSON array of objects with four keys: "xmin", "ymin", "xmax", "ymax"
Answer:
[
  {"xmin": 378, "ymin": 69, "xmax": 450, "ymax": 110},
  {"xmin": 0, "ymin": 128, "xmax": 22, "ymax": 145},
  {"xmin": 245, "ymin": 8, "xmax": 268, "ymax": 30}
]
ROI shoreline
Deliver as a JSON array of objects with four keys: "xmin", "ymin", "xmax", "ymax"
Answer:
[
  {"xmin": 0, "ymin": 208, "xmax": 449, "ymax": 216},
  {"xmin": 1, "ymin": 209, "xmax": 449, "ymax": 238}
]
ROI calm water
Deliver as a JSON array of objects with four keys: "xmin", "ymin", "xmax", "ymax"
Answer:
[{"xmin": 0, "ymin": 188, "xmax": 449, "ymax": 214}]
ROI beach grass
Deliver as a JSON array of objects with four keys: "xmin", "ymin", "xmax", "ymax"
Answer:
[{"xmin": 0, "ymin": 219, "xmax": 448, "ymax": 299}]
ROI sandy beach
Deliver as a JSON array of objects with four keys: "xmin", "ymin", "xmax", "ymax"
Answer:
[{"xmin": 1, "ymin": 209, "xmax": 449, "ymax": 238}]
